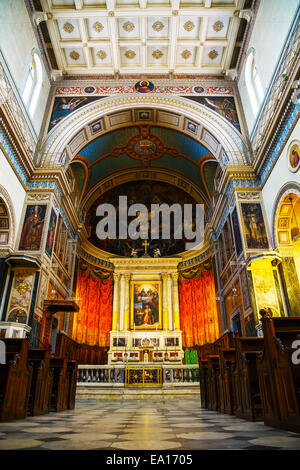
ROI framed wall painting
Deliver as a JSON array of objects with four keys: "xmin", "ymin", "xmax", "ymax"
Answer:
[
  {"xmin": 130, "ymin": 281, "xmax": 162, "ymax": 330},
  {"xmin": 240, "ymin": 202, "xmax": 269, "ymax": 250},
  {"xmin": 19, "ymin": 205, "xmax": 47, "ymax": 251},
  {"xmin": 230, "ymin": 206, "xmax": 243, "ymax": 257},
  {"xmin": 45, "ymin": 208, "xmax": 58, "ymax": 258}
]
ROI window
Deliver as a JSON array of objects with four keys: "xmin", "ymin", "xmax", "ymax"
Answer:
[
  {"xmin": 22, "ymin": 52, "xmax": 43, "ymax": 117},
  {"xmin": 245, "ymin": 49, "xmax": 264, "ymax": 116}
]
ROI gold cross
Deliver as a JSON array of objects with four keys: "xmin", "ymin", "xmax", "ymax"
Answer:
[{"xmin": 142, "ymin": 239, "xmax": 149, "ymax": 255}]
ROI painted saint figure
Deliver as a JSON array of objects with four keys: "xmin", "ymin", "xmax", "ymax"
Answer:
[{"xmin": 19, "ymin": 205, "xmax": 45, "ymax": 251}]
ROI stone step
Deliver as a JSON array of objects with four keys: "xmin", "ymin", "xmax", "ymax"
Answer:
[{"xmin": 76, "ymin": 386, "xmax": 200, "ymax": 400}]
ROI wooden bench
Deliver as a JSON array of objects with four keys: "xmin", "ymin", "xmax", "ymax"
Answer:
[
  {"xmin": 27, "ymin": 348, "xmax": 53, "ymax": 416},
  {"xmin": 199, "ymin": 359, "xmax": 209, "ymax": 409},
  {"xmin": 49, "ymin": 357, "xmax": 69, "ymax": 412},
  {"xmin": 67, "ymin": 360, "xmax": 78, "ymax": 410},
  {"xmin": 257, "ymin": 309, "xmax": 300, "ymax": 433},
  {"xmin": 0, "ymin": 339, "xmax": 33, "ymax": 422},
  {"xmin": 207, "ymin": 355, "xmax": 220, "ymax": 411},
  {"xmin": 218, "ymin": 348, "xmax": 236, "ymax": 415},
  {"xmin": 232, "ymin": 336, "xmax": 264, "ymax": 421}
]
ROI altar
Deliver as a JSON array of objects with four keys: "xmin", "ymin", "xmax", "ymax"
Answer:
[{"xmin": 107, "ymin": 257, "xmax": 184, "ymax": 364}]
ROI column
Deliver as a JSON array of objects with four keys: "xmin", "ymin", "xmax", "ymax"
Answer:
[
  {"xmin": 172, "ymin": 273, "xmax": 180, "ymax": 330},
  {"xmin": 119, "ymin": 274, "xmax": 125, "ymax": 331},
  {"xmin": 162, "ymin": 273, "xmax": 168, "ymax": 330},
  {"xmin": 124, "ymin": 273, "xmax": 131, "ymax": 331},
  {"xmin": 167, "ymin": 273, "xmax": 173, "ymax": 331},
  {"xmin": 112, "ymin": 273, "xmax": 120, "ymax": 330}
]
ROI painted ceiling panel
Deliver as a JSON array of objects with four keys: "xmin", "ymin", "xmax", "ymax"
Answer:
[
  {"xmin": 151, "ymin": 127, "xmax": 209, "ymax": 161},
  {"xmin": 89, "ymin": 154, "xmax": 138, "ymax": 187}
]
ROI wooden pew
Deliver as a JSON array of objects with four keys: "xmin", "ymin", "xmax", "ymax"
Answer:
[
  {"xmin": 218, "ymin": 348, "xmax": 236, "ymax": 415},
  {"xmin": 67, "ymin": 360, "xmax": 78, "ymax": 410},
  {"xmin": 199, "ymin": 359, "xmax": 209, "ymax": 409},
  {"xmin": 49, "ymin": 357, "xmax": 69, "ymax": 412},
  {"xmin": 207, "ymin": 355, "xmax": 220, "ymax": 411},
  {"xmin": 0, "ymin": 339, "xmax": 33, "ymax": 422},
  {"xmin": 257, "ymin": 309, "xmax": 300, "ymax": 433},
  {"xmin": 232, "ymin": 335, "xmax": 264, "ymax": 421},
  {"xmin": 27, "ymin": 348, "xmax": 53, "ymax": 416}
]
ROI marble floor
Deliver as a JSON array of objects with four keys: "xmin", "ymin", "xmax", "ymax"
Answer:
[{"xmin": 1, "ymin": 398, "xmax": 300, "ymax": 450}]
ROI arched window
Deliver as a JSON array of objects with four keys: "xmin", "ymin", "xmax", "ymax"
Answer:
[
  {"xmin": 0, "ymin": 198, "xmax": 10, "ymax": 245},
  {"xmin": 22, "ymin": 51, "xmax": 43, "ymax": 117},
  {"xmin": 245, "ymin": 49, "xmax": 264, "ymax": 116}
]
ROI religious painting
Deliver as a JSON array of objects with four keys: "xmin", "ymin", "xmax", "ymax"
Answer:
[
  {"xmin": 240, "ymin": 202, "xmax": 269, "ymax": 250},
  {"xmin": 287, "ymin": 140, "xmax": 300, "ymax": 173},
  {"xmin": 19, "ymin": 205, "xmax": 47, "ymax": 251},
  {"xmin": 230, "ymin": 206, "xmax": 243, "ymax": 257},
  {"xmin": 131, "ymin": 281, "xmax": 162, "ymax": 330},
  {"xmin": 135, "ymin": 80, "xmax": 154, "ymax": 93},
  {"xmin": 184, "ymin": 96, "xmax": 241, "ymax": 132},
  {"xmin": 48, "ymin": 96, "xmax": 103, "ymax": 132},
  {"xmin": 45, "ymin": 209, "xmax": 57, "ymax": 258},
  {"xmin": 87, "ymin": 180, "xmax": 201, "ymax": 257}
]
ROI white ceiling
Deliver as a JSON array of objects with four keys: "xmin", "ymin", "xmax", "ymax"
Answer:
[{"xmin": 41, "ymin": 0, "xmax": 245, "ymax": 76}]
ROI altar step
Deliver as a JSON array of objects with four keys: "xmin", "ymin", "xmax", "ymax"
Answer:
[{"xmin": 76, "ymin": 385, "xmax": 200, "ymax": 400}]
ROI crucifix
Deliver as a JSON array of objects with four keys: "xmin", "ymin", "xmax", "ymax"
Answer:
[{"xmin": 142, "ymin": 239, "xmax": 149, "ymax": 255}]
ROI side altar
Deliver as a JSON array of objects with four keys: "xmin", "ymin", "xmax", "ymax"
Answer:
[{"xmin": 107, "ymin": 257, "xmax": 184, "ymax": 364}]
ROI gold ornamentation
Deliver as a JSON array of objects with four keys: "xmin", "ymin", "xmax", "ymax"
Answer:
[
  {"xmin": 181, "ymin": 49, "xmax": 192, "ymax": 60},
  {"xmin": 123, "ymin": 21, "xmax": 135, "ymax": 32},
  {"xmin": 183, "ymin": 20, "xmax": 195, "ymax": 32},
  {"xmin": 93, "ymin": 21, "xmax": 104, "ymax": 33},
  {"xmin": 125, "ymin": 50, "xmax": 136, "ymax": 59},
  {"xmin": 152, "ymin": 49, "xmax": 163, "ymax": 60},
  {"xmin": 152, "ymin": 21, "xmax": 164, "ymax": 32},
  {"xmin": 63, "ymin": 22, "xmax": 74, "ymax": 34},
  {"xmin": 96, "ymin": 50, "xmax": 107, "ymax": 60},
  {"xmin": 213, "ymin": 20, "xmax": 224, "ymax": 32},
  {"xmin": 14, "ymin": 308, "xmax": 27, "ymax": 323},
  {"xmin": 208, "ymin": 49, "xmax": 219, "ymax": 60},
  {"xmin": 16, "ymin": 281, "xmax": 29, "ymax": 295},
  {"xmin": 69, "ymin": 50, "xmax": 80, "ymax": 61}
]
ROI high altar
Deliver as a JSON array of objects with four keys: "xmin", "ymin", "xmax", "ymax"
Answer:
[{"xmin": 108, "ymin": 257, "xmax": 184, "ymax": 364}]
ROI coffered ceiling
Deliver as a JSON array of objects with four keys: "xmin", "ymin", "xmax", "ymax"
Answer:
[{"xmin": 40, "ymin": 0, "xmax": 247, "ymax": 76}]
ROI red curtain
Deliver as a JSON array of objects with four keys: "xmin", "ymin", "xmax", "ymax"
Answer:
[
  {"xmin": 179, "ymin": 269, "xmax": 219, "ymax": 347},
  {"xmin": 73, "ymin": 270, "xmax": 113, "ymax": 346}
]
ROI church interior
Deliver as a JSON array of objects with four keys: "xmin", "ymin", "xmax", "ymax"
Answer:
[{"xmin": 0, "ymin": 0, "xmax": 300, "ymax": 452}]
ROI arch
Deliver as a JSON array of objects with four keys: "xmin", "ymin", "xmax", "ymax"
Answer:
[
  {"xmin": 0, "ymin": 185, "xmax": 15, "ymax": 250},
  {"xmin": 245, "ymin": 48, "xmax": 264, "ymax": 116},
  {"xmin": 272, "ymin": 182, "xmax": 300, "ymax": 249},
  {"xmin": 39, "ymin": 95, "xmax": 250, "ymax": 168}
]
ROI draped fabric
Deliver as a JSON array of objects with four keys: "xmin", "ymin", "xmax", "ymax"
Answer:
[
  {"xmin": 73, "ymin": 269, "xmax": 113, "ymax": 346},
  {"xmin": 179, "ymin": 269, "xmax": 219, "ymax": 347}
]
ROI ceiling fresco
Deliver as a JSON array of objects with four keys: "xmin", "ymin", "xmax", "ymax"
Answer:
[{"xmin": 74, "ymin": 126, "xmax": 214, "ymax": 191}]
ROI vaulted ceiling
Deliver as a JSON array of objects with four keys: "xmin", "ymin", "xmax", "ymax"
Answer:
[{"xmin": 39, "ymin": 0, "xmax": 248, "ymax": 76}]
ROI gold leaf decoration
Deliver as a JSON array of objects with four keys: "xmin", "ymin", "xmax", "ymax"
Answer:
[
  {"xmin": 208, "ymin": 49, "xmax": 219, "ymax": 60},
  {"xmin": 93, "ymin": 21, "xmax": 104, "ymax": 33},
  {"xmin": 96, "ymin": 50, "xmax": 107, "ymax": 60},
  {"xmin": 69, "ymin": 50, "xmax": 80, "ymax": 61},
  {"xmin": 123, "ymin": 21, "xmax": 135, "ymax": 32},
  {"xmin": 63, "ymin": 22, "xmax": 74, "ymax": 34},
  {"xmin": 152, "ymin": 49, "xmax": 163, "ymax": 60},
  {"xmin": 213, "ymin": 20, "xmax": 224, "ymax": 32},
  {"xmin": 125, "ymin": 50, "xmax": 136, "ymax": 59},
  {"xmin": 183, "ymin": 20, "xmax": 195, "ymax": 32},
  {"xmin": 181, "ymin": 49, "xmax": 192, "ymax": 60},
  {"xmin": 15, "ymin": 281, "xmax": 29, "ymax": 295},
  {"xmin": 152, "ymin": 21, "xmax": 164, "ymax": 32}
]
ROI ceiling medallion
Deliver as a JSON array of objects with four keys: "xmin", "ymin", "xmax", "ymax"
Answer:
[
  {"xmin": 125, "ymin": 50, "xmax": 136, "ymax": 59},
  {"xmin": 69, "ymin": 50, "xmax": 80, "ymax": 61},
  {"xmin": 152, "ymin": 21, "xmax": 164, "ymax": 32},
  {"xmin": 135, "ymin": 81, "xmax": 154, "ymax": 93},
  {"xmin": 96, "ymin": 50, "xmax": 107, "ymax": 60},
  {"xmin": 208, "ymin": 49, "xmax": 219, "ymax": 60},
  {"xmin": 181, "ymin": 49, "xmax": 192, "ymax": 60},
  {"xmin": 93, "ymin": 21, "xmax": 104, "ymax": 33},
  {"xmin": 63, "ymin": 22, "xmax": 74, "ymax": 34},
  {"xmin": 213, "ymin": 20, "xmax": 224, "ymax": 32},
  {"xmin": 123, "ymin": 21, "xmax": 135, "ymax": 32},
  {"xmin": 183, "ymin": 20, "xmax": 195, "ymax": 32},
  {"xmin": 152, "ymin": 49, "xmax": 163, "ymax": 60}
]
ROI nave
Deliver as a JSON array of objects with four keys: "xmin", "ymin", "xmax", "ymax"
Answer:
[{"xmin": 1, "ymin": 399, "xmax": 300, "ymax": 450}]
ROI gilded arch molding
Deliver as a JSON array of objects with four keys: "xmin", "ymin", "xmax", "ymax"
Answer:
[
  {"xmin": 271, "ymin": 182, "xmax": 300, "ymax": 250},
  {"xmin": 39, "ymin": 95, "xmax": 250, "ymax": 168}
]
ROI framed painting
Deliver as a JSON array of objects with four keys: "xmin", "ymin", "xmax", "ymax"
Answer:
[
  {"xmin": 240, "ymin": 202, "xmax": 269, "ymax": 250},
  {"xmin": 230, "ymin": 206, "xmax": 243, "ymax": 257},
  {"xmin": 131, "ymin": 281, "xmax": 162, "ymax": 330},
  {"xmin": 19, "ymin": 205, "xmax": 47, "ymax": 251},
  {"xmin": 45, "ymin": 208, "xmax": 57, "ymax": 258},
  {"xmin": 287, "ymin": 140, "xmax": 300, "ymax": 173}
]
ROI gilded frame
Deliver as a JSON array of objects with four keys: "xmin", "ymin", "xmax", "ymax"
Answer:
[{"xmin": 130, "ymin": 280, "xmax": 162, "ymax": 330}]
